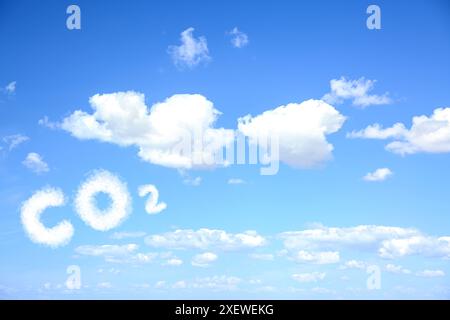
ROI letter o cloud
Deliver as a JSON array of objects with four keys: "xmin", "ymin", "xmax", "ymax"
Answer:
[
  {"xmin": 75, "ymin": 170, "xmax": 131, "ymax": 231},
  {"xmin": 20, "ymin": 188, "xmax": 74, "ymax": 247}
]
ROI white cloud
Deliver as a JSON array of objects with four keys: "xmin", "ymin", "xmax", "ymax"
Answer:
[
  {"xmin": 60, "ymin": 91, "xmax": 234, "ymax": 169},
  {"xmin": 342, "ymin": 260, "xmax": 367, "ymax": 270},
  {"xmin": 191, "ymin": 252, "xmax": 218, "ymax": 267},
  {"xmin": 385, "ymin": 264, "xmax": 411, "ymax": 275},
  {"xmin": 379, "ymin": 235, "xmax": 450, "ymax": 259},
  {"xmin": 280, "ymin": 225, "xmax": 450, "ymax": 260},
  {"xmin": 145, "ymin": 228, "xmax": 266, "ymax": 250},
  {"xmin": 363, "ymin": 168, "xmax": 393, "ymax": 182},
  {"xmin": 416, "ymin": 269, "xmax": 445, "ymax": 278},
  {"xmin": 2, "ymin": 134, "xmax": 29, "ymax": 150},
  {"xmin": 20, "ymin": 187, "xmax": 74, "ymax": 247},
  {"xmin": 291, "ymin": 250, "xmax": 339, "ymax": 264},
  {"xmin": 74, "ymin": 170, "xmax": 131, "ymax": 231},
  {"xmin": 238, "ymin": 99, "xmax": 346, "ymax": 168},
  {"xmin": 228, "ymin": 27, "xmax": 249, "ymax": 48},
  {"xmin": 110, "ymin": 231, "xmax": 146, "ymax": 240},
  {"xmin": 22, "ymin": 152, "xmax": 49, "ymax": 174},
  {"xmin": 138, "ymin": 184, "xmax": 167, "ymax": 214},
  {"xmin": 228, "ymin": 178, "xmax": 245, "ymax": 185},
  {"xmin": 58, "ymin": 92, "xmax": 349, "ymax": 172},
  {"xmin": 322, "ymin": 77, "xmax": 391, "ymax": 107},
  {"xmin": 347, "ymin": 123, "xmax": 407, "ymax": 140},
  {"xmin": 38, "ymin": 116, "xmax": 60, "ymax": 130},
  {"xmin": 97, "ymin": 268, "xmax": 121, "ymax": 274},
  {"xmin": 75, "ymin": 244, "xmax": 138, "ymax": 256},
  {"xmin": 348, "ymin": 107, "xmax": 450, "ymax": 155},
  {"xmin": 292, "ymin": 272, "xmax": 326, "ymax": 283},
  {"xmin": 172, "ymin": 276, "xmax": 241, "ymax": 291},
  {"xmin": 280, "ymin": 225, "xmax": 419, "ymax": 251},
  {"xmin": 168, "ymin": 27, "xmax": 210, "ymax": 68},
  {"xmin": 75, "ymin": 243, "xmax": 162, "ymax": 264},
  {"xmin": 165, "ymin": 258, "xmax": 183, "ymax": 266},
  {"xmin": 249, "ymin": 253, "xmax": 274, "ymax": 261},
  {"xmin": 4, "ymin": 81, "xmax": 16, "ymax": 94}
]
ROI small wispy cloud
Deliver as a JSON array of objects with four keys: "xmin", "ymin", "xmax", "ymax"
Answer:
[
  {"xmin": 228, "ymin": 178, "xmax": 246, "ymax": 185},
  {"xmin": 363, "ymin": 168, "xmax": 393, "ymax": 182},
  {"xmin": 385, "ymin": 264, "xmax": 412, "ymax": 275},
  {"xmin": 168, "ymin": 27, "xmax": 210, "ymax": 68},
  {"xmin": 110, "ymin": 231, "xmax": 146, "ymax": 240},
  {"xmin": 323, "ymin": 77, "xmax": 391, "ymax": 107},
  {"xmin": 191, "ymin": 252, "xmax": 218, "ymax": 267},
  {"xmin": 145, "ymin": 228, "xmax": 266, "ymax": 251},
  {"xmin": 292, "ymin": 272, "xmax": 326, "ymax": 283},
  {"xmin": 249, "ymin": 253, "xmax": 274, "ymax": 261},
  {"xmin": 184, "ymin": 176, "xmax": 202, "ymax": 186},
  {"xmin": 75, "ymin": 244, "xmax": 139, "ymax": 257},
  {"xmin": 2, "ymin": 134, "xmax": 29, "ymax": 151},
  {"xmin": 228, "ymin": 27, "xmax": 249, "ymax": 48},
  {"xmin": 3, "ymin": 81, "xmax": 16, "ymax": 95},
  {"xmin": 415, "ymin": 269, "xmax": 445, "ymax": 278},
  {"xmin": 164, "ymin": 258, "xmax": 183, "ymax": 266},
  {"xmin": 22, "ymin": 152, "xmax": 49, "ymax": 174},
  {"xmin": 38, "ymin": 116, "xmax": 60, "ymax": 129}
]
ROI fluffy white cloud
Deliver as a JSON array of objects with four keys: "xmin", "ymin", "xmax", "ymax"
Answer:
[
  {"xmin": 168, "ymin": 27, "xmax": 210, "ymax": 68},
  {"xmin": 191, "ymin": 252, "xmax": 218, "ymax": 267},
  {"xmin": 3, "ymin": 81, "xmax": 16, "ymax": 94},
  {"xmin": 145, "ymin": 228, "xmax": 266, "ymax": 250},
  {"xmin": 20, "ymin": 188, "xmax": 74, "ymax": 247},
  {"xmin": 228, "ymin": 27, "xmax": 249, "ymax": 48},
  {"xmin": 348, "ymin": 108, "xmax": 450, "ymax": 155},
  {"xmin": 322, "ymin": 77, "xmax": 391, "ymax": 107},
  {"xmin": 281, "ymin": 225, "xmax": 450, "ymax": 260},
  {"xmin": 61, "ymin": 92, "xmax": 234, "ymax": 169},
  {"xmin": 363, "ymin": 168, "xmax": 393, "ymax": 182},
  {"xmin": 238, "ymin": 99, "xmax": 346, "ymax": 168},
  {"xmin": 58, "ymin": 91, "xmax": 350, "ymax": 172},
  {"xmin": 385, "ymin": 264, "xmax": 411, "ymax": 274},
  {"xmin": 292, "ymin": 272, "xmax": 326, "ymax": 283},
  {"xmin": 379, "ymin": 235, "xmax": 450, "ymax": 259},
  {"xmin": 280, "ymin": 225, "xmax": 419, "ymax": 251},
  {"xmin": 291, "ymin": 250, "xmax": 339, "ymax": 264},
  {"xmin": 22, "ymin": 152, "xmax": 49, "ymax": 174},
  {"xmin": 2, "ymin": 134, "xmax": 29, "ymax": 151},
  {"xmin": 75, "ymin": 170, "xmax": 131, "ymax": 231},
  {"xmin": 416, "ymin": 269, "xmax": 445, "ymax": 278}
]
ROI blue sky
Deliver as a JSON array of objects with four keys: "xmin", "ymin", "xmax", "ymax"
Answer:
[{"xmin": 1, "ymin": 0, "xmax": 450, "ymax": 299}]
